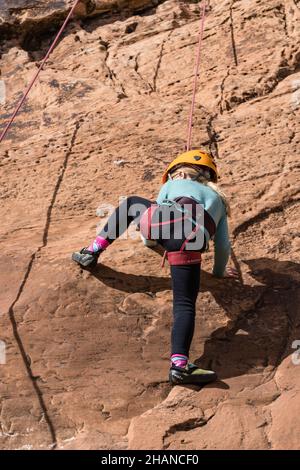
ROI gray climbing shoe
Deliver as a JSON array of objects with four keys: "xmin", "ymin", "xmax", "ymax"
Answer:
[
  {"xmin": 169, "ymin": 363, "xmax": 217, "ymax": 385},
  {"xmin": 72, "ymin": 248, "xmax": 100, "ymax": 267}
]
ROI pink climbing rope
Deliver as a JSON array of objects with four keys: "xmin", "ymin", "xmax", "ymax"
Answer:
[
  {"xmin": 186, "ymin": 0, "xmax": 207, "ymax": 151},
  {"xmin": 0, "ymin": 0, "xmax": 81, "ymax": 144}
]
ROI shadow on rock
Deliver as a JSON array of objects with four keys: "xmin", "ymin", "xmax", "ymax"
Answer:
[
  {"xmin": 196, "ymin": 257, "xmax": 300, "ymax": 381},
  {"xmin": 88, "ymin": 256, "xmax": 300, "ymax": 385},
  {"xmin": 90, "ymin": 263, "xmax": 172, "ymax": 293}
]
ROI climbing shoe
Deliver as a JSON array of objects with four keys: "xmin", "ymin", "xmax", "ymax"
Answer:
[
  {"xmin": 169, "ymin": 363, "xmax": 217, "ymax": 385},
  {"xmin": 72, "ymin": 248, "xmax": 100, "ymax": 267}
]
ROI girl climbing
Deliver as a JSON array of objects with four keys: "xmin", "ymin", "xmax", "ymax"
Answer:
[{"xmin": 72, "ymin": 149, "xmax": 238, "ymax": 385}]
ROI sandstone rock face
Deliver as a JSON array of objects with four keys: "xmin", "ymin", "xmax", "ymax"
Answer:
[{"xmin": 0, "ymin": 0, "xmax": 299, "ymax": 450}]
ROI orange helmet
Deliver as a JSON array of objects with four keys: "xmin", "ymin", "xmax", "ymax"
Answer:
[{"xmin": 162, "ymin": 149, "xmax": 218, "ymax": 183}]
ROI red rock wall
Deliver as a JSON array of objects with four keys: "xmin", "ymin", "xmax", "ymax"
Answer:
[{"xmin": 0, "ymin": 0, "xmax": 299, "ymax": 450}]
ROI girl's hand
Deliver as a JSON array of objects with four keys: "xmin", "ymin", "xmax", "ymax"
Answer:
[{"xmin": 224, "ymin": 267, "xmax": 239, "ymax": 278}]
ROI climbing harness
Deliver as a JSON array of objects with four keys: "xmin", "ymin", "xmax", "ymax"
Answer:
[
  {"xmin": 139, "ymin": 196, "xmax": 216, "ymax": 267},
  {"xmin": 0, "ymin": 0, "xmax": 81, "ymax": 144}
]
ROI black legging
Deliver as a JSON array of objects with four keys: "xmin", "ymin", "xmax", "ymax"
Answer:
[
  {"xmin": 171, "ymin": 264, "xmax": 200, "ymax": 356},
  {"xmin": 99, "ymin": 196, "xmax": 201, "ymax": 358},
  {"xmin": 99, "ymin": 196, "xmax": 152, "ymax": 244}
]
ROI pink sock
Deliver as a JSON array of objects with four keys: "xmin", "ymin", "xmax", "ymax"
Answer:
[
  {"xmin": 88, "ymin": 236, "xmax": 110, "ymax": 253},
  {"xmin": 171, "ymin": 354, "xmax": 188, "ymax": 369}
]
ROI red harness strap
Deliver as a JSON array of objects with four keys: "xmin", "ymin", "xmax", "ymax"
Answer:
[{"xmin": 164, "ymin": 250, "xmax": 202, "ymax": 267}]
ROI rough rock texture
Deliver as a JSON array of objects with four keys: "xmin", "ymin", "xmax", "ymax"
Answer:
[{"xmin": 0, "ymin": 0, "xmax": 300, "ymax": 450}]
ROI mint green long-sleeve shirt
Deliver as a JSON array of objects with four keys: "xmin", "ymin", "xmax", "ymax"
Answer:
[{"xmin": 156, "ymin": 179, "xmax": 231, "ymax": 277}]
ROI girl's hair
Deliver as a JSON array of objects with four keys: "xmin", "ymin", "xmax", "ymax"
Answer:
[{"xmin": 169, "ymin": 164, "xmax": 231, "ymax": 217}]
